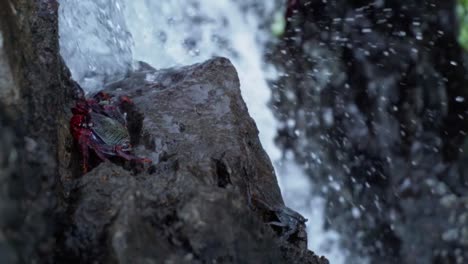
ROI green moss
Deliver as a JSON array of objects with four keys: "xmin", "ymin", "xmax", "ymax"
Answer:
[
  {"xmin": 271, "ymin": 11, "xmax": 286, "ymax": 37},
  {"xmin": 458, "ymin": 0, "xmax": 468, "ymax": 50}
]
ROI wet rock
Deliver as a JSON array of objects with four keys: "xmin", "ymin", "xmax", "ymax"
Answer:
[
  {"xmin": 0, "ymin": 1, "xmax": 75, "ymax": 263},
  {"xmin": 1, "ymin": 0, "xmax": 329, "ymax": 263},
  {"xmin": 269, "ymin": 0, "xmax": 468, "ymax": 263},
  {"xmin": 0, "ymin": 106, "xmax": 57, "ymax": 263},
  {"xmin": 0, "ymin": 33, "xmax": 16, "ymax": 108},
  {"xmin": 59, "ymin": 58, "xmax": 328, "ymax": 264}
]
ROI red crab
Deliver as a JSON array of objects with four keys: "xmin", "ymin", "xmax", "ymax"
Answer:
[{"xmin": 70, "ymin": 91, "xmax": 151, "ymax": 172}]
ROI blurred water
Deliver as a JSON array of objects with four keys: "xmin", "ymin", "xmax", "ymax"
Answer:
[
  {"xmin": 58, "ymin": 0, "xmax": 345, "ymax": 261},
  {"xmin": 59, "ymin": 0, "xmax": 134, "ymax": 92}
]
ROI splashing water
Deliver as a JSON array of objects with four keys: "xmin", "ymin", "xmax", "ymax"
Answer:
[
  {"xmin": 59, "ymin": 0, "xmax": 345, "ymax": 261},
  {"xmin": 60, "ymin": 0, "xmax": 133, "ymax": 91}
]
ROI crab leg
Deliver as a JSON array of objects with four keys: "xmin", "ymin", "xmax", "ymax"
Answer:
[
  {"xmin": 115, "ymin": 146, "xmax": 136, "ymax": 161},
  {"xmin": 114, "ymin": 146, "xmax": 152, "ymax": 164},
  {"xmin": 89, "ymin": 143, "xmax": 111, "ymax": 162},
  {"xmin": 78, "ymin": 132, "xmax": 112, "ymax": 172},
  {"xmin": 78, "ymin": 134, "xmax": 90, "ymax": 173}
]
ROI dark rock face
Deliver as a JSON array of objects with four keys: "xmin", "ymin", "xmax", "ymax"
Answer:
[
  {"xmin": 0, "ymin": 107, "xmax": 57, "ymax": 264},
  {"xmin": 270, "ymin": 0, "xmax": 468, "ymax": 263},
  {"xmin": 59, "ymin": 58, "xmax": 328, "ymax": 264},
  {"xmin": 0, "ymin": 1, "xmax": 74, "ymax": 263},
  {"xmin": 1, "ymin": 1, "xmax": 329, "ymax": 263}
]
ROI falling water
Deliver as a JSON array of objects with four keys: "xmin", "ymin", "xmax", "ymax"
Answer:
[{"xmin": 59, "ymin": 0, "xmax": 345, "ymax": 262}]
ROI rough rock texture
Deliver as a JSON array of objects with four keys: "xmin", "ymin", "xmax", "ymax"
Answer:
[
  {"xmin": 0, "ymin": 0, "xmax": 75, "ymax": 263},
  {"xmin": 0, "ymin": 105, "xmax": 57, "ymax": 264},
  {"xmin": 57, "ymin": 58, "xmax": 328, "ymax": 264},
  {"xmin": 269, "ymin": 1, "xmax": 468, "ymax": 263},
  {"xmin": 0, "ymin": 1, "xmax": 329, "ymax": 263}
]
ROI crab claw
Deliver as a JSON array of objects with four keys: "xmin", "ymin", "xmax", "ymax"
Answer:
[
  {"xmin": 94, "ymin": 91, "xmax": 113, "ymax": 101},
  {"xmin": 119, "ymin": 95, "xmax": 133, "ymax": 105}
]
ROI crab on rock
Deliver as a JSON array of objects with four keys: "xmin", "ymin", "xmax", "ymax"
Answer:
[{"xmin": 70, "ymin": 91, "xmax": 150, "ymax": 172}]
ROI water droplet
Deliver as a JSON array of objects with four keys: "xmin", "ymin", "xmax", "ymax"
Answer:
[{"xmin": 352, "ymin": 207, "xmax": 361, "ymax": 218}]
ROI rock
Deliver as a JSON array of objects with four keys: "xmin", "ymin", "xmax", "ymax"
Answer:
[
  {"xmin": 58, "ymin": 58, "xmax": 328, "ymax": 264},
  {"xmin": 269, "ymin": 0, "xmax": 468, "ymax": 263},
  {"xmin": 0, "ymin": 105, "xmax": 57, "ymax": 263},
  {"xmin": 0, "ymin": 109, "xmax": 25, "ymax": 264},
  {"xmin": 0, "ymin": 33, "xmax": 17, "ymax": 109},
  {"xmin": 0, "ymin": 1, "xmax": 75, "ymax": 263},
  {"xmin": 1, "ymin": 0, "xmax": 329, "ymax": 263}
]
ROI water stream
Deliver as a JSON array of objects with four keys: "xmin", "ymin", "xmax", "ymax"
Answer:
[{"xmin": 59, "ymin": 0, "xmax": 345, "ymax": 262}]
